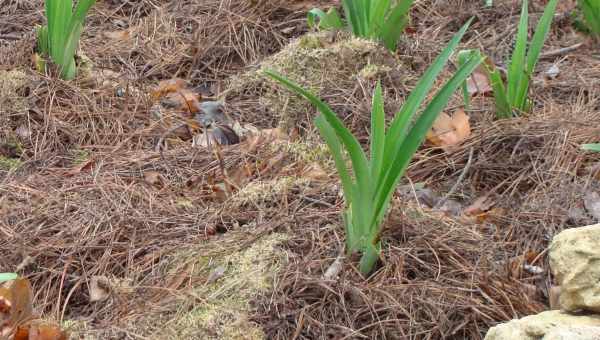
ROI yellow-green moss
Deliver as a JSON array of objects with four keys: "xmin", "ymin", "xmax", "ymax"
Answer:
[
  {"xmin": 0, "ymin": 69, "xmax": 29, "ymax": 115},
  {"xmin": 142, "ymin": 233, "xmax": 287, "ymax": 340},
  {"xmin": 0, "ymin": 156, "xmax": 21, "ymax": 170},
  {"xmin": 71, "ymin": 149, "xmax": 91, "ymax": 166},
  {"xmin": 224, "ymin": 31, "xmax": 401, "ymax": 133}
]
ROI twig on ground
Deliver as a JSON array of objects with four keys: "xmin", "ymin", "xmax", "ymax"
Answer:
[
  {"xmin": 322, "ymin": 251, "xmax": 345, "ymax": 281},
  {"xmin": 434, "ymin": 147, "xmax": 474, "ymax": 209},
  {"xmin": 540, "ymin": 43, "xmax": 584, "ymax": 60}
]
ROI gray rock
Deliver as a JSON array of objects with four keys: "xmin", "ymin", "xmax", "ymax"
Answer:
[
  {"xmin": 484, "ymin": 311, "xmax": 600, "ymax": 340},
  {"xmin": 550, "ymin": 224, "xmax": 600, "ymax": 312},
  {"xmin": 543, "ymin": 326, "xmax": 600, "ymax": 340}
]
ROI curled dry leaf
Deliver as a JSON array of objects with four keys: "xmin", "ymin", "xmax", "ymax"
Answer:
[
  {"xmin": 243, "ymin": 128, "xmax": 288, "ymax": 153},
  {"xmin": 88, "ymin": 276, "xmax": 134, "ymax": 303},
  {"xmin": 427, "ymin": 109, "xmax": 471, "ymax": 149},
  {"xmin": 0, "ymin": 278, "xmax": 67, "ymax": 339},
  {"xmin": 466, "ymin": 65, "xmax": 492, "ymax": 96},
  {"xmin": 150, "ymin": 78, "xmax": 187, "ymax": 100},
  {"xmin": 65, "ymin": 159, "xmax": 96, "ymax": 177},
  {"xmin": 300, "ymin": 163, "xmax": 329, "ymax": 181},
  {"xmin": 89, "ymin": 276, "xmax": 110, "ymax": 302},
  {"xmin": 15, "ymin": 322, "xmax": 68, "ymax": 340},
  {"xmin": 143, "ymin": 171, "xmax": 164, "ymax": 187},
  {"xmin": 192, "ymin": 125, "xmax": 240, "ymax": 148},
  {"xmin": 463, "ymin": 196, "xmax": 495, "ymax": 216},
  {"xmin": 161, "ymin": 89, "xmax": 202, "ymax": 113},
  {"xmin": 103, "ymin": 29, "xmax": 132, "ymax": 41}
]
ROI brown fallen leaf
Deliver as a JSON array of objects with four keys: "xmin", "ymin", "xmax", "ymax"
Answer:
[
  {"xmin": 89, "ymin": 276, "xmax": 111, "ymax": 302},
  {"xmin": 427, "ymin": 109, "xmax": 471, "ymax": 149},
  {"xmin": 15, "ymin": 322, "xmax": 68, "ymax": 340},
  {"xmin": 192, "ymin": 125, "xmax": 240, "ymax": 147},
  {"xmin": 65, "ymin": 159, "xmax": 96, "ymax": 177},
  {"xmin": 151, "ymin": 78, "xmax": 187, "ymax": 100},
  {"xmin": 161, "ymin": 89, "xmax": 202, "ymax": 113},
  {"xmin": 0, "ymin": 278, "xmax": 68, "ymax": 340},
  {"xmin": 103, "ymin": 29, "xmax": 132, "ymax": 40},
  {"xmin": 466, "ymin": 66, "xmax": 492, "ymax": 97},
  {"xmin": 143, "ymin": 171, "xmax": 164, "ymax": 187},
  {"xmin": 88, "ymin": 276, "xmax": 133, "ymax": 303},
  {"xmin": 301, "ymin": 163, "xmax": 329, "ymax": 181},
  {"xmin": 243, "ymin": 128, "xmax": 288, "ymax": 153},
  {"xmin": 463, "ymin": 196, "xmax": 495, "ymax": 215}
]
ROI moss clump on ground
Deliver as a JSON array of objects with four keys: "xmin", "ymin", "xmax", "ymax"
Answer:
[
  {"xmin": 0, "ymin": 156, "xmax": 21, "ymax": 171},
  {"xmin": 129, "ymin": 232, "xmax": 287, "ymax": 340},
  {"xmin": 225, "ymin": 31, "xmax": 403, "ymax": 132},
  {"xmin": 0, "ymin": 69, "xmax": 29, "ymax": 115}
]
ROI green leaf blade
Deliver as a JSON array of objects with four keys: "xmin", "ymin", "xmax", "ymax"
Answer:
[
  {"xmin": 370, "ymin": 82, "xmax": 385, "ymax": 179},
  {"xmin": 507, "ymin": 0, "xmax": 529, "ymax": 105}
]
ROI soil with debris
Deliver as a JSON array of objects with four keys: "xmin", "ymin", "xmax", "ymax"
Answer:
[{"xmin": 1, "ymin": 0, "xmax": 600, "ymax": 339}]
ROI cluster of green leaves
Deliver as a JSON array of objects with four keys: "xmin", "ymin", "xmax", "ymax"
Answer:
[
  {"xmin": 266, "ymin": 21, "xmax": 483, "ymax": 275},
  {"xmin": 307, "ymin": 0, "xmax": 415, "ymax": 51},
  {"xmin": 459, "ymin": 0, "xmax": 558, "ymax": 119},
  {"xmin": 36, "ymin": 0, "xmax": 96, "ymax": 80},
  {"xmin": 577, "ymin": 0, "xmax": 600, "ymax": 37}
]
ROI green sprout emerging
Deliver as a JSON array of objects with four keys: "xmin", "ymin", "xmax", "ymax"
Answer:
[
  {"xmin": 307, "ymin": 0, "xmax": 415, "ymax": 51},
  {"xmin": 459, "ymin": 0, "xmax": 558, "ymax": 119},
  {"xmin": 0, "ymin": 273, "xmax": 18, "ymax": 283},
  {"xmin": 266, "ymin": 21, "xmax": 483, "ymax": 275},
  {"xmin": 577, "ymin": 0, "xmax": 600, "ymax": 37},
  {"xmin": 36, "ymin": 0, "xmax": 96, "ymax": 80},
  {"xmin": 582, "ymin": 144, "xmax": 600, "ymax": 152}
]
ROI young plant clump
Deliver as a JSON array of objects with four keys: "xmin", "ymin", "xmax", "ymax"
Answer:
[
  {"xmin": 36, "ymin": 0, "xmax": 96, "ymax": 80},
  {"xmin": 577, "ymin": 0, "xmax": 600, "ymax": 37},
  {"xmin": 266, "ymin": 20, "xmax": 483, "ymax": 275},
  {"xmin": 459, "ymin": 0, "xmax": 558, "ymax": 119},
  {"xmin": 307, "ymin": 0, "xmax": 415, "ymax": 51}
]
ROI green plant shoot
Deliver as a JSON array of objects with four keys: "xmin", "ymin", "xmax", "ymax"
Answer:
[
  {"xmin": 582, "ymin": 144, "xmax": 600, "ymax": 152},
  {"xmin": 265, "ymin": 20, "xmax": 483, "ymax": 275},
  {"xmin": 577, "ymin": 0, "xmax": 600, "ymax": 37},
  {"xmin": 0, "ymin": 273, "xmax": 18, "ymax": 283},
  {"xmin": 307, "ymin": 0, "xmax": 415, "ymax": 51},
  {"xmin": 459, "ymin": 0, "xmax": 558, "ymax": 118},
  {"xmin": 37, "ymin": 0, "xmax": 96, "ymax": 80}
]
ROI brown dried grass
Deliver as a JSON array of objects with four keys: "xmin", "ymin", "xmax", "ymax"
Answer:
[{"xmin": 1, "ymin": 0, "xmax": 600, "ymax": 339}]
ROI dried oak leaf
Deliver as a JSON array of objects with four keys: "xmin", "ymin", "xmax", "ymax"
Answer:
[
  {"xmin": 15, "ymin": 322, "xmax": 68, "ymax": 340},
  {"xmin": 150, "ymin": 78, "xmax": 187, "ymax": 100},
  {"xmin": 466, "ymin": 66, "xmax": 492, "ymax": 96},
  {"xmin": 427, "ymin": 109, "xmax": 471, "ymax": 149}
]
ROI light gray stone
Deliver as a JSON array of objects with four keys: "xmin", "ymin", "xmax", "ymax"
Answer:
[
  {"xmin": 543, "ymin": 326, "xmax": 600, "ymax": 340},
  {"xmin": 484, "ymin": 311, "xmax": 600, "ymax": 340},
  {"xmin": 549, "ymin": 224, "xmax": 600, "ymax": 312}
]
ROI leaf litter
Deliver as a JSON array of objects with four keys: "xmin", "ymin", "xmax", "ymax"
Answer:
[{"xmin": 2, "ymin": 0, "xmax": 600, "ymax": 339}]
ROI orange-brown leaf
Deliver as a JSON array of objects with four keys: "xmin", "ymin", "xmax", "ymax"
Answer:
[
  {"xmin": 103, "ymin": 29, "xmax": 131, "ymax": 41},
  {"xmin": 16, "ymin": 322, "xmax": 68, "ymax": 340},
  {"xmin": 427, "ymin": 109, "xmax": 471, "ymax": 149},
  {"xmin": 8, "ymin": 278, "xmax": 33, "ymax": 327},
  {"xmin": 163, "ymin": 89, "xmax": 202, "ymax": 113},
  {"xmin": 151, "ymin": 78, "xmax": 187, "ymax": 100}
]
